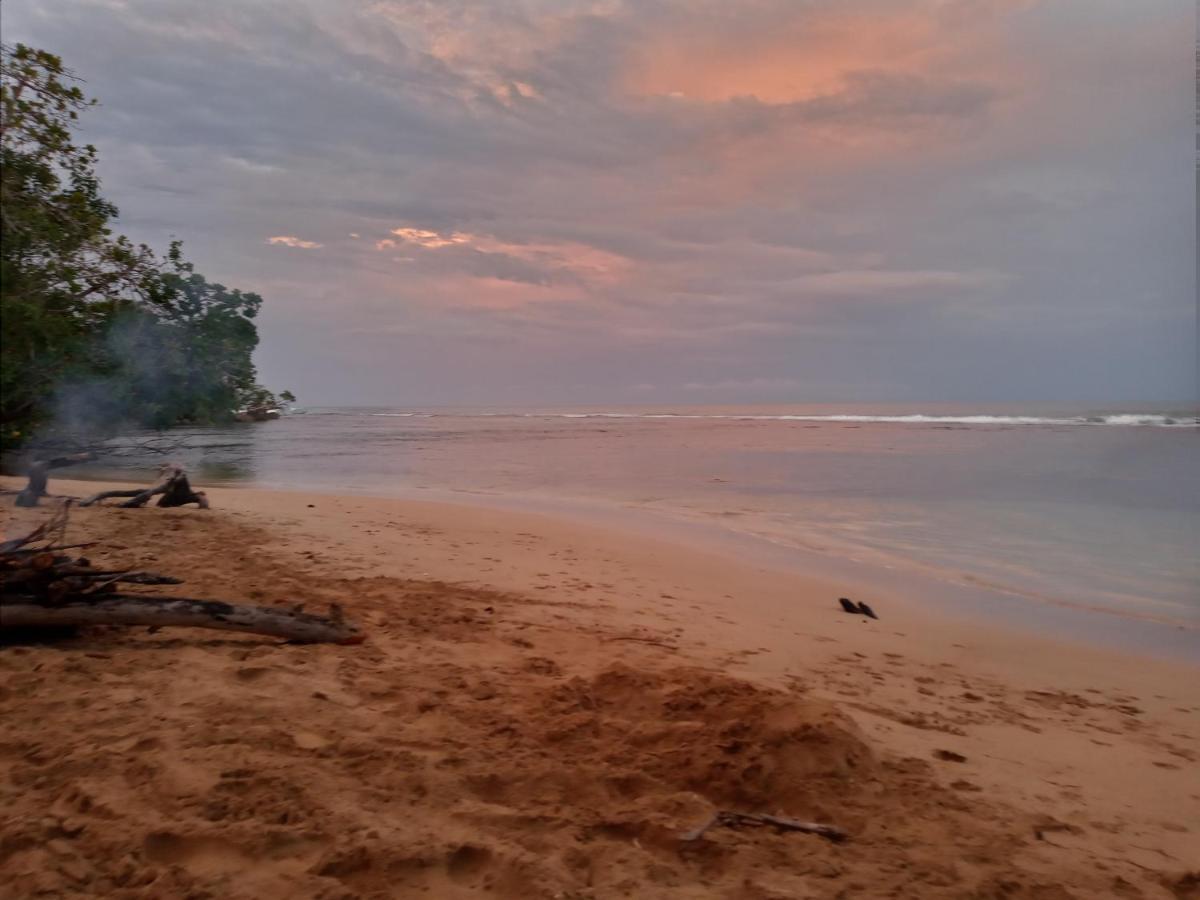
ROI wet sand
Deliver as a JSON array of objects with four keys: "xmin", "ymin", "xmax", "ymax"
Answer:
[{"xmin": 1, "ymin": 478, "xmax": 1197, "ymax": 898}]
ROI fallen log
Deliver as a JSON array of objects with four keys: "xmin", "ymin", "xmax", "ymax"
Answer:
[
  {"xmin": 2, "ymin": 504, "xmax": 362, "ymax": 645},
  {"xmin": 0, "ymin": 542, "xmax": 96, "ymax": 557},
  {"xmin": 1, "ymin": 594, "xmax": 364, "ymax": 644},
  {"xmin": 80, "ymin": 465, "xmax": 208, "ymax": 509},
  {"xmin": 680, "ymin": 810, "xmax": 848, "ymax": 843},
  {"xmin": 1, "ymin": 566, "xmax": 182, "ymax": 589}
]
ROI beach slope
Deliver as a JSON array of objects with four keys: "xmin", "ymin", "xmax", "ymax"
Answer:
[{"xmin": 1, "ymin": 480, "xmax": 1196, "ymax": 898}]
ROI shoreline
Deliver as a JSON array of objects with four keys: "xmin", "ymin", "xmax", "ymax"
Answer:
[
  {"xmin": 24, "ymin": 472, "xmax": 1199, "ymax": 662},
  {"xmin": 2, "ymin": 477, "xmax": 1198, "ymax": 895}
]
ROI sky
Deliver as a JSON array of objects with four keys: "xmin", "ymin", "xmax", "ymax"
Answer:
[{"xmin": 5, "ymin": 0, "xmax": 1196, "ymax": 408}]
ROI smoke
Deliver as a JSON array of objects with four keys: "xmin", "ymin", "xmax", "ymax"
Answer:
[{"xmin": 22, "ymin": 310, "xmax": 207, "ymax": 463}]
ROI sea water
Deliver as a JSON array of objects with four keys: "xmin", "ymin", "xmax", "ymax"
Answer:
[{"xmin": 70, "ymin": 404, "xmax": 1199, "ymax": 640}]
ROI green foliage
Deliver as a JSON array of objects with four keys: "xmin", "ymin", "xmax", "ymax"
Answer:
[{"xmin": 1, "ymin": 43, "xmax": 278, "ymax": 451}]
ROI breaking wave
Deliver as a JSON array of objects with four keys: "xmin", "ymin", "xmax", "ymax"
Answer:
[{"xmin": 368, "ymin": 411, "xmax": 1195, "ymax": 427}]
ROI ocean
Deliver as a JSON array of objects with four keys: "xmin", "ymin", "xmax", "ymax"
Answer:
[{"xmin": 65, "ymin": 404, "xmax": 1199, "ymax": 651}]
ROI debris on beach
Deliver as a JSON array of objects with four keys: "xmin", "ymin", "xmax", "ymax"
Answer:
[
  {"xmin": 933, "ymin": 749, "xmax": 968, "ymax": 763},
  {"xmin": 79, "ymin": 464, "xmax": 209, "ymax": 509},
  {"xmin": 837, "ymin": 597, "xmax": 879, "ymax": 619},
  {"xmin": 680, "ymin": 810, "xmax": 848, "ymax": 843},
  {"xmin": 13, "ymin": 452, "xmax": 96, "ymax": 507},
  {"xmin": 1, "ymin": 503, "xmax": 362, "ymax": 644}
]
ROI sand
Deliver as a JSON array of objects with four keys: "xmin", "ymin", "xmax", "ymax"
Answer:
[{"xmin": 1, "ymin": 477, "xmax": 1197, "ymax": 899}]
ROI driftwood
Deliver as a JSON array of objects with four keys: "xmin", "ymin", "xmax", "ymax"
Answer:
[
  {"xmin": 80, "ymin": 465, "xmax": 208, "ymax": 509},
  {"xmin": 602, "ymin": 635, "xmax": 679, "ymax": 649},
  {"xmin": 15, "ymin": 453, "xmax": 96, "ymax": 508},
  {"xmin": 1, "ymin": 504, "xmax": 362, "ymax": 644},
  {"xmin": 3, "ymin": 594, "xmax": 363, "ymax": 643},
  {"xmin": 680, "ymin": 810, "xmax": 848, "ymax": 843},
  {"xmin": 1, "ymin": 500, "xmax": 74, "ymax": 552},
  {"xmin": 3, "ymin": 565, "xmax": 181, "ymax": 589}
]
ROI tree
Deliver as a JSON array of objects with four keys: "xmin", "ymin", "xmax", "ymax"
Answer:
[
  {"xmin": 1, "ymin": 44, "xmax": 279, "ymax": 453},
  {"xmin": 1, "ymin": 44, "xmax": 159, "ymax": 446},
  {"xmin": 115, "ymin": 259, "xmax": 266, "ymax": 428}
]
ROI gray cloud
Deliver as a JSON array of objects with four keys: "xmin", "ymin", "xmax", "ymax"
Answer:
[{"xmin": 4, "ymin": 0, "xmax": 1193, "ymax": 406}]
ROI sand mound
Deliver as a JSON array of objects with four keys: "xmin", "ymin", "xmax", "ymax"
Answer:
[
  {"xmin": 503, "ymin": 663, "xmax": 876, "ymax": 817},
  {"xmin": 0, "ymin": 500, "xmax": 1177, "ymax": 898}
]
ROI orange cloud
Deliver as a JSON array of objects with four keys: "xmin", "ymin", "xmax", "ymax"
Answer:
[
  {"xmin": 391, "ymin": 227, "xmax": 472, "ymax": 248},
  {"xmin": 377, "ymin": 224, "xmax": 631, "ymax": 286},
  {"xmin": 622, "ymin": 1, "xmax": 1031, "ymax": 106},
  {"xmin": 267, "ymin": 235, "xmax": 322, "ymax": 249},
  {"xmin": 471, "ymin": 236, "xmax": 630, "ymax": 283},
  {"xmin": 439, "ymin": 276, "xmax": 588, "ymax": 311},
  {"xmin": 626, "ymin": 8, "xmax": 937, "ymax": 104}
]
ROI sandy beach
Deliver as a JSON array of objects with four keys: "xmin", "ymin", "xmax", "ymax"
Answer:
[
  {"xmin": 4, "ymin": 1, "xmax": 1195, "ymax": 895},
  {"xmin": 1, "ymin": 477, "xmax": 1197, "ymax": 899}
]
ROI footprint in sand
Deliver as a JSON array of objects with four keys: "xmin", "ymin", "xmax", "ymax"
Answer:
[
  {"xmin": 144, "ymin": 831, "xmax": 328, "ymax": 877},
  {"xmin": 124, "ymin": 735, "xmax": 163, "ymax": 753},
  {"xmin": 292, "ymin": 731, "xmax": 330, "ymax": 750},
  {"xmin": 234, "ymin": 667, "xmax": 271, "ymax": 682},
  {"xmin": 142, "ymin": 833, "xmax": 252, "ymax": 877},
  {"xmin": 446, "ymin": 845, "xmax": 493, "ymax": 884}
]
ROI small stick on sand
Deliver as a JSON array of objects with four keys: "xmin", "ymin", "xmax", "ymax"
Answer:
[
  {"xmin": 602, "ymin": 635, "xmax": 678, "ymax": 649},
  {"xmin": 680, "ymin": 810, "xmax": 848, "ymax": 843}
]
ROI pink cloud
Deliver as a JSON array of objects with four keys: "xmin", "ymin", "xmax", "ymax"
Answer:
[{"xmin": 267, "ymin": 235, "xmax": 323, "ymax": 249}]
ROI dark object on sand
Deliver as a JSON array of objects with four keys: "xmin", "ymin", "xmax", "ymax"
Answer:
[
  {"xmin": 681, "ymin": 810, "xmax": 847, "ymax": 843},
  {"xmin": 1, "ymin": 504, "xmax": 363, "ymax": 644},
  {"xmin": 1033, "ymin": 821, "xmax": 1084, "ymax": 842},
  {"xmin": 933, "ymin": 749, "xmax": 967, "ymax": 763},
  {"xmin": 3, "ymin": 594, "xmax": 362, "ymax": 643},
  {"xmin": 838, "ymin": 597, "xmax": 879, "ymax": 619},
  {"xmin": 79, "ymin": 465, "xmax": 208, "ymax": 509}
]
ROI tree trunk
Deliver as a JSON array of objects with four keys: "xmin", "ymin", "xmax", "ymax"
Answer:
[
  {"xmin": 15, "ymin": 453, "xmax": 95, "ymax": 508},
  {"xmin": 1, "ymin": 594, "xmax": 363, "ymax": 644},
  {"xmin": 156, "ymin": 472, "xmax": 208, "ymax": 508}
]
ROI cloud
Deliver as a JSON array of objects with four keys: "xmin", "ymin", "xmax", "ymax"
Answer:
[
  {"xmin": 784, "ymin": 269, "xmax": 1001, "ymax": 297},
  {"xmin": 3, "ymin": 0, "xmax": 1191, "ymax": 405},
  {"xmin": 266, "ymin": 235, "xmax": 323, "ymax": 250},
  {"xmin": 224, "ymin": 156, "xmax": 284, "ymax": 175},
  {"xmin": 682, "ymin": 376, "xmax": 809, "ymax": 392},
  {"xmin": 796, "ymin": 70, "xmax": 997, "ymax": 125},
  {"xmin": 390, "ymin": 227, "xmax": 471, "ymax": 249},
  {"xmin": 368, "ymin": 224, "xmax": 632, "ymax": 294}
]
